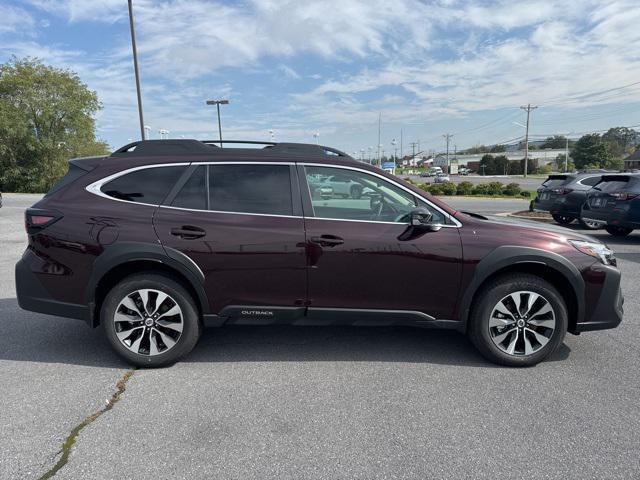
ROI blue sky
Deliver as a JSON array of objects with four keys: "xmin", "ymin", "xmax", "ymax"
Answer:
[{"xmin": 2, "ymin": 0, "xmax": 640, "ymax": 157}]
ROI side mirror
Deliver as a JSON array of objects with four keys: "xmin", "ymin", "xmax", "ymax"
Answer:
[
  {"xmin": 398, "ymin": 208, "xmax": 441, "ymax": 240},
  {"xmin": 410, "ymin": 207, "xmax": 433, "ymax": 226}
]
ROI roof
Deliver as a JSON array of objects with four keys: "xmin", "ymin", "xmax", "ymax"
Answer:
[
  {"xmin": 624, "ymin": 148, "xmax": 640, "ymax": 162},
  {"xmin": 110, "ymin": 139, "xmax": 353, "ymax": 160}
]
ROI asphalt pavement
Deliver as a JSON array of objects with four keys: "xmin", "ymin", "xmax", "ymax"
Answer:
[{"xmin": 1, "ymin": 193, "xmax": 639, "ymax": 479}]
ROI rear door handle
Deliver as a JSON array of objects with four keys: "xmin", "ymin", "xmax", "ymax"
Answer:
[
  {"xmin": 310, "ymin": 235, "xmax": 344, "ymax": 247},
  {"xmin": 171, "ymin": 226, "xmax": 206, "ymax": 239}
]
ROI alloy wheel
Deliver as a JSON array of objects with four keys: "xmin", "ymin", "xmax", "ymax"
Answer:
[
  {"xmin": 113, "ymin": 289, "xmax": 184, "ymax": 356},
  {"xmin": 488, "ymin": 290, "xmax": 556, "ymax": 356}
]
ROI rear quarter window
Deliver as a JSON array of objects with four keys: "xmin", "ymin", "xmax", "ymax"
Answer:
[{"xmin": 101, "ymin": 166, "xmax": 186, "ymax": 204}]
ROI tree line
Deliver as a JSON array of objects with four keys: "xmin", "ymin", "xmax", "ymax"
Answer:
[
  {"xmin": 0, "ymin": 57, "xmax": 109, "ymax": 193},
  {"xmin": 475, "ymin": 128, "xmax": 638, "ymax": 175}
]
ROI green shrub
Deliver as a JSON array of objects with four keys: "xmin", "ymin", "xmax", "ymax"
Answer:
[
  {"xmin": 503, "ymin": 182, "xmax": 521, "ymax": 196},
  {"xmin": 486, "ymin": 181, "xmax": 504, "ymax": 195},
  {"xmin": 426, "ymin": 184, "xmax": 443, "ymax": 195},
  {"xmin": 520, "ymin": 191, "xmax": 532, "ymax": 198},
  {"xmin": 472, "ymin": 183, "xmax": 490, "ymax": 195},
  {"xmin": 439, "ymin": 182, "xmax": 457, "ymax": 195},
  {"xmin": 456, "ymin": 181, "xmax": 474, "ymax": 195}
]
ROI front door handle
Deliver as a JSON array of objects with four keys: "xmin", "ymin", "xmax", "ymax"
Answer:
[
  {"xmin": 310, "ymin": 235, "xmax": 344, "ymax": 247},
  {"xmin": 171, "ymin": 226, "xmax": 206, "ymax": 239}
]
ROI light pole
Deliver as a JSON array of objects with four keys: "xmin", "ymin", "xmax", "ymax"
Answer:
[
  {"xmin": 360, "ymin": 149, "xmax": 365, "ymax": 162},
  {"xmin": 443, "ymin": 133, "xmax": 453, "ymax": 173},
  {"xmin": 368, "ymin": 146, "xmax": 373, "ymax": 163},
  {"xmin": 391, "ymin": 139, "xmax": 397, "ymax": 162},
  {"xmin": 206, "ymin": 99, "xmax": 229, "ymax": 147},
  {"xmin": 269, "ymin": 129, "xmax": 275, "ymax": 142},
  {"xmin": 144, "ymin": 125, "xmax": 151, "ymax": 140},
  {"xmin": 128, "ymin": 0, "xmax": 145, "ymax": 140},
  {"xmin": 158, "ymin": 129, "xmax": 169, "ymax": 139},
  {"xmin": 313, "ymin": 131, "xmax": 319, "ymax": 144}
]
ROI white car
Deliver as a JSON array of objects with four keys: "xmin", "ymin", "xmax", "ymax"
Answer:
[
  {"xmin": 434, "ymin": 173, "xmax": 451, "ymax": 183},
  {"xmin": 319, "ymin": 174, "xmax": 367, "ymax": 199}
]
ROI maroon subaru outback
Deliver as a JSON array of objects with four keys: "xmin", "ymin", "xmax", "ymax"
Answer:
[{"xmin": 16, "ymin": 140, "xmax": 623, "ymax": 367}]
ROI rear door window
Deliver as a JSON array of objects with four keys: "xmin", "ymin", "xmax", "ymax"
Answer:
[
  {"xmin": 101, "ymin": 166, "xmax": 186, "ymax": 204},
  {"xmin": 209, "ymin": 164, "xmax": 293, "ymax": 216},
  {"xmin": 171, "ymin": 166, "xmax": 207, "ymax": 210},
  {"xmin": 597, "ymin": 179, "xmax": 631, "ymax": 192}
]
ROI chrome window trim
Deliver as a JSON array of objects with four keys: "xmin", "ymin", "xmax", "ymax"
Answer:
[
  {"xmin": 85, "ymin": 162, "xmax": 190, "ymax": 207},
  {"xmin": 86, "ymin": 161, "xmax": 462, "ymax": 227},
  {"xmin": 300, "ymin": 162, "xmax": 462, "ymax": 228}
]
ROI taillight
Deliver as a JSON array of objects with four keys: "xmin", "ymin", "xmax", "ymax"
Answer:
[
  {"xmin": 610, "ymin": 192, "xmax": 639, "ymax": 201},
  {"xmin": 552, "ymin": 187, "xmax": 573, "ymax": 195},
  {"xmin": 25, "ymin": 208, "xmax": 63, "ymax": 234}
]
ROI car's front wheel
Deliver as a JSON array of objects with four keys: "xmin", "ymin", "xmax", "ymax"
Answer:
[
  {"xmin": 468, "ymin": 274, "xmax": 568, "ymax": 367},
  {"xmin": 101, "ymin": 273, "xmax": 202, "ymax": 368},
  {"xmin": 605, "ymin": 225, "xmax": 633, "ymax": 237}
]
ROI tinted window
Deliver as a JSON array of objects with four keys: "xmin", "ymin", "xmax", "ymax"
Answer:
[
  {"xmin": 102, "ymin": 166, "xmax": 185, "ymax": 204},
  {"xmin": 542, "ymin": 176, "xmax": 568, "ymax": 189},
  {"xmin": 579, "ymin": 176, "xmax": 601, "ymax": 187},
  {"xmin": 172, "ymin": 166, "xmax": 206, "ymax": 210},
  {"xmin": 304, "ymin": 165, "xmax": 445, "ymax": 223},
  {"xmin": 209, "ymin": 164, "xmax": 292, "ymax": 215},
  {"xmin": 597, "ymin": 179, "xmax": 631, "ymax": 192}
]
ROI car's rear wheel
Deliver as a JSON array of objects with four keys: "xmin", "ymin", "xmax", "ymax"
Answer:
[
  {"xmin": 605, "ymin": 225, "xmax": 633, "ymax": 237},
  {"xmin": 578, "ymin": 218, "xmax": 604, "ymax": 230},
  {"xmin": 468, "ymin": 274, "xmax": 567, "ymax": 367},
  {"xmin": 350, "ymin": 184, "xmax": 363, "ymax": 199},
  {"xmin": 552, "ymin": 214, "xmax": 574, "ymax": 225},
  {"xmin": 101, "ymin": 273, "xmax": 201, "ymax": 368}
]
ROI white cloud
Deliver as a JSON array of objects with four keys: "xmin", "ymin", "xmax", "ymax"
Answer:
[{"xmin": 0, "ymin": 3, "xmax": 36, "ymax": 34}]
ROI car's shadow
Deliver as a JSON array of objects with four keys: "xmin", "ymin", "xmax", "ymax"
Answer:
[{"xmin": 0, "ymin": 298, "xmax": 571, "ymax": 368}]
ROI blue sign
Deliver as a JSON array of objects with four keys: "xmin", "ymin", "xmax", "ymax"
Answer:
[{"xmin": 382, "ymin": 162, "xmax": 396, "ymax": 169}]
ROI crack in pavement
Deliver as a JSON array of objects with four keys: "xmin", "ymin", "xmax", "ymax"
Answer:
[{"xmin": 38, "ymin": 369, "xmax": 136, "ymax": 480}]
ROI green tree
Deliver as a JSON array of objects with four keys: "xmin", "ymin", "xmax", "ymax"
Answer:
[
  {"xmin": 571, "ymin": 133, "xmax": 621, "ymax": 170},
  {"xmin": 480, "ymin": 153, "xmax": 496, "ymax": 174},
  {"xmin": 0, "ymin": 57, "xmax": 109, "ymax": 192},
  {"xmin": 602, "ymin": 127, "xmax": 638, "ymax": 158},
  {"xmin": 494, "ymin": 154, "xmax": 510, "ymax": 175},
  {"xmin": 541, "ymin": 135, "xmax": 568, "ymax": 149},
  {"xmin": 489, "ymin": 144, "xmax": 506, "ymax": 153}
]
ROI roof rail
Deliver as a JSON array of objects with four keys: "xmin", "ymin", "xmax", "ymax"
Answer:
[{"xmin": 111, "ymin": 139, "xmax": 352, "ymax": 158}]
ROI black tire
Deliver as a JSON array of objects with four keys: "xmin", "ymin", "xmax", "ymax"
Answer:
[
  {"xmin": 605, "ymin": 225, "xmax": 633, "ymax": 237},
  {"xmin": 578, "ymin": 218, "xmax": 603, "ymax": 230},
  {"xmin": 101, "ymin": 273, "xmax": 202, "ymax": 368},
  {"xmin": 552, "ymin": 213, "xmax": 574, "ymax": 225},
  {"xmin": 350, "ymin": 185, "xmax": 363, "ymax": 199},
  {"xmin": 468, "ymin": 274, "xmax": 568, "ymax": 367}
]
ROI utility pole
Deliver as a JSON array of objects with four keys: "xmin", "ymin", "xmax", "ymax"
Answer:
[
  {"xmin": 520, "ymin": 104, "xmax": 538, "ymax": 177},
  {"xmin": 400, "ymin": 128, "xmax": 403, "ymax": 161},
  {"xmin": 565, "ymin": 136, "xmax": 569, "ymax": 172},
  {"xmin": 377, "ymin": 112, "xmax": 382, "ymax": 165},
  {"xmin": 128, "ymin": 0, "xmax": 145, "ymax": 140},
  {"xmin": 410, "ymin": 142, "xmax": 418, "ymax": 162},
  {"xmin": 443, "ymin": 134, "xmax": 453, "ymax": 173}
]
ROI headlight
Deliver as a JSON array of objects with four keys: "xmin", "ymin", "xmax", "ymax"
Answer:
[{"xmin": 568, "ymin": 240, "xmax": 616, "ymax": 266}]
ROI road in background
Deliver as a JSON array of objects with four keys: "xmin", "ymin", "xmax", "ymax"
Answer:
[{"xmin": 1, "ymin": 193, "xmax": 639, "ymax": 479}]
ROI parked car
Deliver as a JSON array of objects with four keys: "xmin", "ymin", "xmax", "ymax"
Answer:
[
  {"xmin": 581, "ymin": 173, "xmax": 640, "ymax": 237},
  {"xmin": 533, "ymin": 174, "xmax": 603, "ymax": 229},
  {"xmin": 309, "ymin": 173, "xmax": 367, "ymax": 199},
  {"xmin": 16, "ymin": 139, "xmax": 623, "ymax": 368},
  {"xmin": 434, "ymin": 172, "xmax": 451, "ymax": 183},
  {"xmin": 459, "ymin": 167, "xmax": 471, "ymax": 176}
]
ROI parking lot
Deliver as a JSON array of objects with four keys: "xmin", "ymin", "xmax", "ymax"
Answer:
[{"xmin": 1, "ymin": 193, "xmax": 639, "ymax": 479}]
